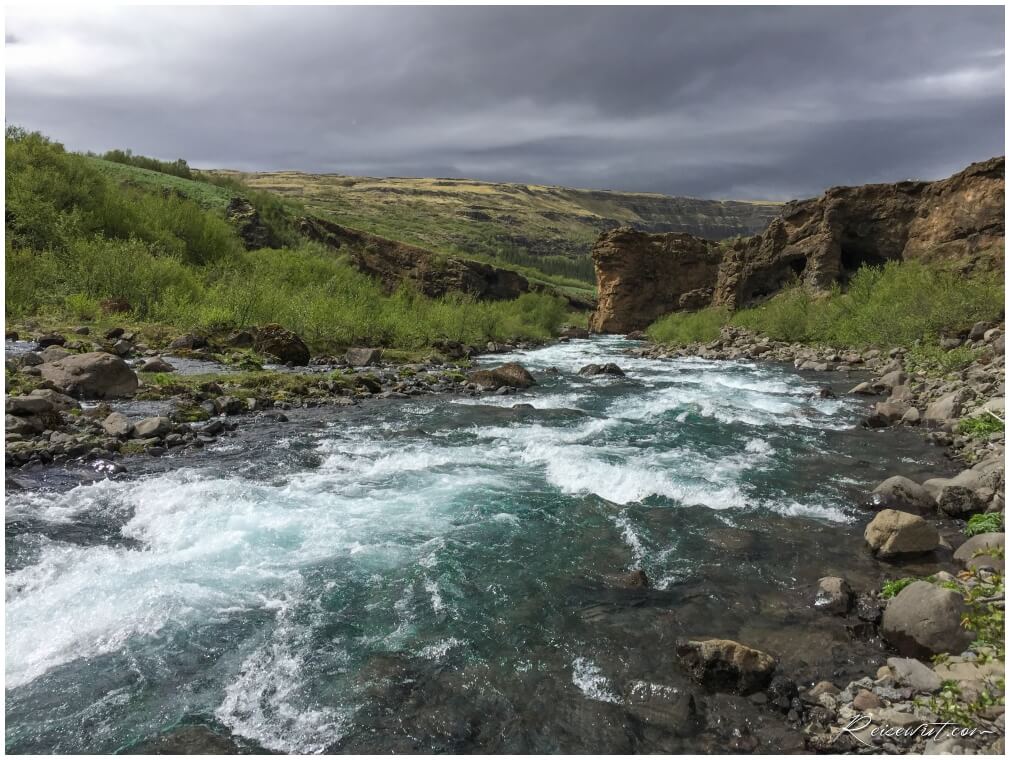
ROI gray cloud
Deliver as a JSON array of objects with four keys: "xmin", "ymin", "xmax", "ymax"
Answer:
[{"xmin": 4, "ymin": 5, "xmax": 1004, "ymax": 200}]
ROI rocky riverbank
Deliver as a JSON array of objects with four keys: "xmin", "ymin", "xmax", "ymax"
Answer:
[
  {"xmin": 4, "ymin": 322, "xmax": 561, "ymax": 473},
  {"xmin": 633, "ymin": 322, "xmax": 1005, "ymax": 754}
]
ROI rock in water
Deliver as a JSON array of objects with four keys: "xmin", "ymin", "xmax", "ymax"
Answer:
[
  {"xmin": 578, "ymin": 363, "xmax": 625, "ymax": 377},
  {"xmin": 869, "ymin": 476, "xmax": 936, "ymax": 515},
  {"xmin": 863, "ymin": 509, "xmax": 939, "ymax": 558},
  {"xmin": 814, "ymin": 576, "xmax": 852, "ymax": 615},
  {"xmin": 254, "ymin": 324, "xmax": 310, "ymax": 366},
  {"xmin": 139, "ymin": 357, "xmax": 176, "ymax": 373},
  {"xmin": 102, "ymin": 412, "xmax": 134, "ymax": 438},
  {"xmin": 38, "ymin": 352, "xmax": 139, "ymax": 399},
  {"xmin": 468, "ymin": 362, "xmax": 536, "ymax": 390},
  {"xmin": 881, "ymin": 581, "xmax": 974, "ymax": 657},
  {"xmin": 345, "ymin": 347, "xmax": 383, "ymax": 367},
  {"xmin": 675, "ymin": 638, "xmax": 776, "ymax": 695},
  {"xmin": 132, "ymin": 416, "xmax": 172, "ymax": 439}
]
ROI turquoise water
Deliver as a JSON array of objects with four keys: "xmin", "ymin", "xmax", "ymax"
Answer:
[{"xmin": 5, "ymin": 337, "xmax": 948, "ymax": 752}]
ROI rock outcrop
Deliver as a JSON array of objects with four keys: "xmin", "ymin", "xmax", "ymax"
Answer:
[
  {"xmin": 297, "ymin": 215, "xmax": 531, "ymax": 301},
  {"xmin": 590, "ymin": 157, "xmax": 1004, "ymax": 333},
  {"xmin": 38, "ymin": 352, "xmax": 139, "ymax": 399}
]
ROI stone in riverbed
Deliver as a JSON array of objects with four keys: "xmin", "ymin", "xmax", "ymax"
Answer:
[
  {"xmin": 28, "ymin": 389, "xmax": 79, "ymax": 411},
  {"xmin": 578, "ymin": 363, "xmax": 625, "ymax": 377},
  {"xmin": 863, "ymin": 509, "xmax": 939, "ymax": 558},
  {"xmin": 623, "ymin": 680, "xmax": 704, "ymax": 736},
  {"xmin": 36, "ymin": 332, "xmax": 66, "ymax": 348},
  {"xmin": 168, "ymin": 333, "xmax": 208, "ymax": 351},
  {"xmin": 881, "ymin": 581, "xmax": 974, "ymax": 657},
  {"xmin": 102, "ymin": 412, "xmax": 134, "ymax": 438},
  {"xmin": 39, "ymin": 345, "xmax": 72, "ymax": 363},
  {"xmin": 132, "ymin": 416, "xmax": 172, "ymax": 439},
  {"xmin": 255, "ymin": 324, "xmax": 310, "ymax": 366},
  {"xmin": 675, "ymin": 638, "xmax": 776, "ymax": 695},
  {"xmin": 923, "ymin": 390, "xmax": 966, "ymax": 425},
  {"xmin": 5, "ymin": 395, "xmax": 55, "ymax": 416},
  {"xmin": 869, "ymin": 476, "xmax": 935, "ymax": 515},
  {"xmin": 139, "ymin": 357, "xmax": 175, "ymax": 373},
  {"xmin": 345, "ymin": 347, "xmax": 383, "ymax": 367},
  {"xmin": 814, "ymin": 576, "xmax": 852, "ymax": 615},
  {"xmin": 886, "ymin": 657, "xmax": 943, "ymax": 693},
  {"xmin": 38, "ymin": 351, "xmax": 139, "ymax": 399},
  {"xmin": 953, "ymin": 532, "xmax": 1004, "ymax": 571},
  {"xmin": 935, "ymin": 485, "xmax": 987, "ymax": 518},
  {"xmin": 468, "ymin": 362, "xmax": 536, "ymax": 390}
]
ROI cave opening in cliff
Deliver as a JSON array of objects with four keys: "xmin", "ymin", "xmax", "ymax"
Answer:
[{"xmin": 839, "ymin": 242, "xmax": 892, "ymax": 279}]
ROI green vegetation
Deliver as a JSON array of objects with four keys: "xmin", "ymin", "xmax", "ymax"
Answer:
[
  {"xmin": 646, "ymin": 262, "xmax": 1003, "ymax": 355},
  {"xmin": 958, "ymin": 415, "xmax": 1006, "ymax": 440},
  {"xmin": 5, "ymin": 128, "xmax": 568, "ymax": 352},
  {"xmin": 93, "ymin": 148, "xmax": 194, "ymax": 179},
  {"xmin": 880, "ymin": 577, "xmax": 917, "ymax": 599},
  {"xmin": 222, "ymin": 170, "xmax": 780, "ymax": 285},
  {"xmin": 965, "ymin": 513, "xmax": 1004, "ymax": 537},
  {"xmin": 924, "ymin": 678, "xmax": 1004, "ymax": 728},
  {"xmin": 961, "ymin": 570, "xmax": 1004, "ymax": 659}
]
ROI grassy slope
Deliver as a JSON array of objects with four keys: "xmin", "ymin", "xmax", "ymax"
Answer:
[{"xmin": 216, "ymin": 171, "xmax": 782, "ymax": 277}]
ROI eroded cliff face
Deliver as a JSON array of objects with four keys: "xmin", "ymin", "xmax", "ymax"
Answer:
[
  {"xmin": 590, "ymin": 157, "xmax": 1005, "ymax": 333},
  {"xmin": 297, "ymin": 215, "xmax": 530, "ymax": 301}
]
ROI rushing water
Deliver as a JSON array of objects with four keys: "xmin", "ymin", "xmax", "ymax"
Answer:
[{"xmin": 5, "ymin": 337, "xmax": 952, "ymax": 753}]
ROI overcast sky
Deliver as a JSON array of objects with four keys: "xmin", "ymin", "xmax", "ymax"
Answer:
[{"xmin": 4, "ymin": 5, "xmax": 1004, "ymax": 200}]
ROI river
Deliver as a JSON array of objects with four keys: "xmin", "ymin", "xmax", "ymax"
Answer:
[{"xmin": 5, "ymin": 336, "xmax": 953, "ymax": 753}]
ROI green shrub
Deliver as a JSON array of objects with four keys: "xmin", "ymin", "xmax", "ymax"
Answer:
[
  {"xmin": 965, "ymin": 513, "xmax": 1004, "ymax": 537},
  {"xmin": 646, "ymin": 307, "xmax": 730, "ymax": 345},
  {"xmin": 880, "ymin": 577, "xmax": 917, "ymax": 599},
  {"xmin": 63, "ymin": 293, "xmax": 100, "ymax": 321}
]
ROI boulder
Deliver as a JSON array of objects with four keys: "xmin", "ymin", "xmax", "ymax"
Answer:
[
  {"xmin": 132, "ymin": 416, "xmax": 172, "ymax": 439},
  {"xmin": 102, "ymin": 412, "xmax": 134, "ymax": 438},
  {"xmin": 869, "ymin": 476, "xmax": 936, "ymax": 515},
  {"xmin": 814, "ymin": 576, "xmax": 852, "ymax": 615},
  {"xmin": 901, "ymin": 407, "xmax": 921, "ymax": 425},
  {"xmin": 886, "ymin": 657, "xmax": 943, "ymax": 693},
  {"xmin": 560, "ymin": 326, "xmax": 591, "ymax": 339},
  {"xmin": 935, "ymin": 485, "xmax": 987, "ymax": 518},
  {"xmin": 228, "ymin": 330, "xmax": 256, "ymax": 348},
  {"xmin": 468, "ymin": 362, "xmax": 536, "ymax": 390},
  {"xmin": 5, "ymin": 395, "xmax": 55, "ymax": 416},
  {"xmin": 36, "ymin": 332, "xmax": 66, "ymax": 348},
  {"xmin": 168, "ymin": 333, "xmax": 208, "ymax": 351},
  {"xmin": 969, "ymin": 321, "xmax": 991, "ymax": 341},
  {"xmin": 875, "ymin": 370, "xmax": 908, "ymax": 391},
  {"xmin": 254, "ymin": 324, "xmax": 310, "ymax": 366},
  {"xmin": 39, "ymin": 346, "xmax": 72, "ymax": 363},
  {"xmin": 38, "ymin": 352, "xmax": 139, "ymax": 399},
  {"xmin": 345, "ymin": 348, "xmax": 383, "ymax": 367},
  {"xmin": 863, "ymin": 509, "xmax": 939, "ymax": 558},
  {"xmin": 881, "ymin": 581, "xmax": 974, "ymax": 657},
  {"xmin": 923, "ymin": 390, "xmax": 966, "ymax": 425},
  {"xmin": 675, "ymin": 638, "xmax": 776, "ymax": 695},
  {"xmin": 6, "ymin": 414, "xmax": 44, "ymax": 434},
  {"xmin": 112, "ymin": 339, "xmax": 133, "ymax": 356},
  {"xmin": 28, "ymin": 389, "xmax": 79, "ymax": 411},
  {"xmin": 139, "ymin": 357, "xmax": 176, "ymax": 373},
  {"xmin": 848, "ymin": 382, "xmax": 876, "ymax": 395},
  {"xmin": 953, "ymin": 532, "xmax": 1005, "ymax": 571},
  {"xmin": 578, "ymin": 363, "xmax": 626, "ymax": 377},
  {"xmin": 871, "ymin": 401, "xmax": 908, "ymax": 426},
  {"xmin": 622, "ymin": 680, "xmax": 704, "ymax": 736}
]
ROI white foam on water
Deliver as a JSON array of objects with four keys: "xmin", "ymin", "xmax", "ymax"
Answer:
[
  {"xmin": 571, "ymin": 657, "xmax": 621, "ymax": 704},
  {"xmin": 418, "ymin": 637, "xmax": 464, "ymax": 660},
  {"xmin": 612, "ymin": 512, "xmax": 646, "ymax": 566}
]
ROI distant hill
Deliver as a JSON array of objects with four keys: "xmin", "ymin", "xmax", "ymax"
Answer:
[{"xmin": 214, "ymin": 171, "xmax": 782, "ymax": 282}]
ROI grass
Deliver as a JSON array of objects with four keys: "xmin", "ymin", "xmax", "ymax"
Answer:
[
  {"xmin": 965, "ymin": 513, "xmax": 1004, "ymax": 537},
  {"xmin": 880, "ymin": 577, "xmax": 917, "ymax": 599},
  {"xmin": 645, "ymin": 261, "xmax": 1004, "ymax": 357},
  {"xmin": 5, "ymin": 128, "xmax": 571, "ymax": 352},
  {"xmin": 219, "ymin": 170, "xmax": 781, "ymax": 285},
  {"xmin": 958, "ymin": 415, "xmax": 1005, "ymax": 440}
]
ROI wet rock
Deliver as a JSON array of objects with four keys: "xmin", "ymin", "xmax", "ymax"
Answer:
[
  {"xmin": 132, "ymin": 416, "xmax": 172, "ymax": 439},
  {"xmin": 607, "ymin": 569, "xmax": 650, "ymax": 588},
  {"xmin": 468, "ymin": 362, "xmax": 536, "ymax": 390},
  {"xmin": 139, "ymin": 357, "xmax": 176, "ymax": 373},
  {"xmin": 935, "ymin": 484, "xmax": 987, "ymax": 518},
  {"xmin": 623, "ymin": 680, "xmax": 704, "ymax": 736},
  {"xmin": 675, "ymin": 638, "xmax": 776, "ymax": 695},
  {"xmin": 36, "ymin": 332, "xmax": 66, "ymax": 348},
  {"xmin": 125, "ymin": 723, "xmax": 245, "ymax": 754},
  {"xmin": 213, "ymin": 396, "xmax": 246, "ymax": 415},
  {"xmin": 900, "ymin": 407, "xmax": 921, "ymax": 425},
  {"xmin": 168, "ymin": 333, "xmax": 208, "ymax": 351},
  {"xmin": 38, "ymin": 352, "xmax": 139, "ymax": 399},
  {"xmin": 849, "ymin": 382, "xmax": 876, "ymax": 395},
  {"xmin": 578, "ymin": 363, "xmax": 626, "ymax": 377},
  {"xmin": 855, "ymin": 594, "xmax": 884, "ymax": 624},
  {"xmin": 953, "ymin": 532, "xmax": 1004, "ymax": 571},
  {"xmin": 886, "ymin": 657, "xmax": 942, "ymax": 693},
  {"xmin": 560, "ymin": 326, "xmax": 591, "ymax": 339},
  {"xmin": 869, "ymin": 476, "xmax": 935, "ymax": 515},
  {"xmin": 881, "ymin": 581, "xmax": 974, "ymax": 657},
  {"xmin": 814, "ymin": 576, "xmax": 852, "ymax": 615},
  {"xmin": 255, "ymin": 324, "xmax": 310, "ymax": 366},
  {"xmin": 869, "ymin": 401, "xmax": 908, "ymax": 426},
  {"xmin": 5, "ymin": 395, "xmax": 55, "ymax": 416},
  {"xmin": 863, "ymin": 509, "xmax": 939, "ymax": 558},
  {"xmin": 345, "ymin": 347, "xmax": 383, "ymax": 367},
  {"xmin": 102, "ymin": 412, "xmax": 134, "ymax": 438}
]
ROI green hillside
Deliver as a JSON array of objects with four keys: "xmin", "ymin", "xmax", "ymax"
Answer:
[{"xmin": 218, "ymin": 171, "xmax": 782, "ymax": 282}]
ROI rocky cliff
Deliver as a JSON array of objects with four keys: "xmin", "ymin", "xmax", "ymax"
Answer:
[
  {"xmin": 590, "ymin": 157, "xmax": 1005, "ymax": 333},
  {"xmin": 297, "ymin": 215, "xmax": 530, "ymax": 301}
]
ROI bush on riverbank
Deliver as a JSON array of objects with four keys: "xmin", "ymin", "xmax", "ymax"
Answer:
[
  {"xmin": 646, "ymin": 261, "xmax": 1004, "ymax": 349},
  {"xmin": 4, "ymin": 128, "xmax": 568, "ymax": 349}
]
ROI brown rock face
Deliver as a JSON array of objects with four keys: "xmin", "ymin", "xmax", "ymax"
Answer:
[
  {"xmin": 591, "ymin": 157, "xmax": 1004, "ymax": 332},
  {"xmin": 588, "ymin": 230, "xmax": 724, "ymax": 333},
  {"xmin": 297, "ymin": 216, "xmax": 530, "ymax": 301}
]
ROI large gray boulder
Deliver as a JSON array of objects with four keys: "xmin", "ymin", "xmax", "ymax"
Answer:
[
  {"xmin": 870, "ymin": 476, "xmax": 935, "ymax": 515},
  {"xmin": 344, "ymin": 347, "xmax": 383, "ymax": 367},
  {"xmin": 935, "ymin": 485, "xmax": 987, "ymax": 518},
  {"xmin": 132, "ymin": 416, "xmax": 172, "ymax": 439},
  {"xmin": 886, "ymin": 657, "xmax": 942, "ymax": 693},
  {"xmin": 468, "ymin": 362, "xmax": 536, "ymax": 390},
  {"xmin": 881, "ymin": 581, "xmax": 974, "ymax": 657},
  {"xmin": 864, "ymin": 509, "xmax": 939, "ymax": 558},
  {"xmin": 923, "ymin": 390, "xmax": 966, "ymax": 425},
  {"xmin": 5, "ymin": 395, "xmax": 55, "ymax": 416},
  {"xmin": 102, "ymin": 412, "xmax": 134, "ymax": 438},
  {"xmin": 38, "ymin": 352, "xmax": 138, "ymax": 399},
  {"xmin": 254, "ymin": 324, "xmax": 310, "ymax": 366},
  {"xmin": 675, "ymin": 638, "xmax": 776, "ymax": 695},
  {"xmin": 953, "ymin": 532, "xmax": 1005, "ymax": 571}
]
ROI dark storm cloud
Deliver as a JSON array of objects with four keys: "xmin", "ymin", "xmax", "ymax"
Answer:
[{"xmin": 4, "ymin": 5, "xmax": 1004, "ymax": 200}]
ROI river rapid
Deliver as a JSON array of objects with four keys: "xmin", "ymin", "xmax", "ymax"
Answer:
[{"xmin": 5, "ymin": 337, "xmax": 953, "ymax": 753}]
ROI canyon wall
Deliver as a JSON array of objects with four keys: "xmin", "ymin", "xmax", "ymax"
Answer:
[{"xmin": 589, "ymin": 157, "xmax": 1005, "ymax": 333}]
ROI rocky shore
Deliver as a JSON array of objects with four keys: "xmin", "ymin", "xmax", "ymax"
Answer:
[{"xmin": 632, "ymin": 322, "xmax": 1005, "ymax": 754}]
